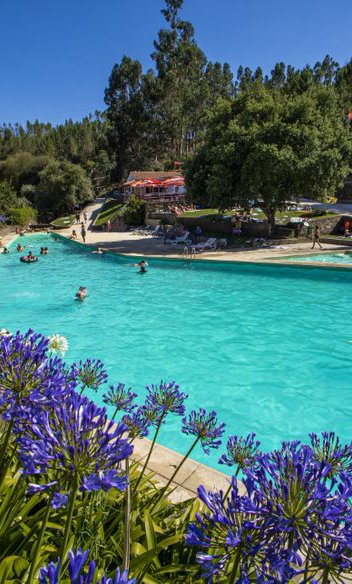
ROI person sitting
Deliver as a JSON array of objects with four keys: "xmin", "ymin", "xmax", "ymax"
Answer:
[
  {"xmin": 2, "ymin": 247, "xmax": 9, "ymax": 254},
  {"xmin": 21, "ymin": 251, "xmax": 38, "ymax": 262},
  {"xmin": 75, "ymin": 286, "xmax": 88, "ymax": 300},
  {"xmin": 70, "ymin": 230, "xmax": 78, "ymax": 240}
]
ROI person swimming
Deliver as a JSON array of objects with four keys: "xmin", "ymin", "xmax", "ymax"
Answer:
[
  {"xmin": 91, "ymin": 248, "xmax": 104, "ymax": 254},
  {"xmin": 40, "ymin": 247, "xmax": 48, "ymax": 255},
  {"xmin": 20, "ymin": 251, "xmax": 38, "ymax": 263},
  {"xmin": 75, "ymin": 286, "xmax": 88, "ymax": 301},
  {"xmin": 134, "ymin": 259, "xmax": 148, "ymax": 274},
  {"xmin": 2, "ymin": 247, "xmax": 9, "ymax": 254},
  {"xmin": 17, "ymin": 243, "xmax": 25, "ymax": 252}
]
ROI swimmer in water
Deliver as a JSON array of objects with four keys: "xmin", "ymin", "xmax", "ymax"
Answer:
[
  {"xmin": 40, "ymin": 247, "xmax": 48, "ymax": 255},
  {"xmin": 134, "ymin": 259, "xmax": 148, "ymax": 273},
  {"xmin": 75, "ymin": 286, "xmax": 88, "ymax": 301},
  {"xmin": 134, "ymin": 259, "xmax": 148, "ymax": 268},
  {"xmin": 17, "ymin": 243, "xmax": 25, "ymax": 252},
  {"xmin": 2, "ymin": 247, "xmax": 9, "ymax": 254},
  {"xmin": 91, "ymin": 248, "xmax": 104, "ymax": 254}
]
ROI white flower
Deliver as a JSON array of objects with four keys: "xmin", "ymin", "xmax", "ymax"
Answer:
[
  {"xmin": 48, "ymin": 334, "xmax": 68, "ymax": 356},
  {"xmin": 0, "ymin": 329, "xmax": 11, "ymax": 337}
]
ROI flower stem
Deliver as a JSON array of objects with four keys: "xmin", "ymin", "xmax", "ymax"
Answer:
[
  {"xmin": 112, "ymin": 406, "xmax": 119, "ymax": 420},
  {"xmin": 228, "ymin": 550, "xmax": 241, "ymax": 584},
  {"xmin": 0, "ymin": 420, "xmax": 15, "ymax": 490},
  {"xmin": 59, "ymin": 486, "xmax": 78, "ymax": 569},
  {"xmin": 122, "ymin": 458, "xmax": 131, "ymax": 572},
  {"xmin": 223, "ymin": 467, "xmax": 240, "ymax": 502},
  {"xmin": 27, "ymin": 500, "xmax": 51, "ymax": 583},
  {"xmin": 134, "ymin": 413, "xmax": 165, "ymax": 492},
  {"xmin": 151, "ymin": 437, "xmax": 200, "ymax": 511}
]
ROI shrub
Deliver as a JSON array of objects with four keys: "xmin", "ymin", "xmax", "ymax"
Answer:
[
  {"xmin": 122, "ymin": 195, "xmax": 146, "ymax": 226},
  {"xmin": 7, "ymin": 206, "xmax": 37, "ymax": 226}
]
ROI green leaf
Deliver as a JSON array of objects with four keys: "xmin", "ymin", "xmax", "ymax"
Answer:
[{"xmin": 130, "ymin": 549, "xmax": 157, "ymax": 570}]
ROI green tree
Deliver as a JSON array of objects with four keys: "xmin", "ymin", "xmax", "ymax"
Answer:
[
  {"xmin": 104, "ymin": 56, "xmax": 151, "ymax": 181},
  {"xmin": 35, "ymin": 161, "xmax": 94, "ymax": 217},
  {"xmin": 186, "ymin": 87, "xmax": 352, "ymax": 227},
  {"xmin": 0, "ymin": 180, "xmax": 20, "ymax": 215},
  {"xmin": 0, "ymin": 152, "xmax": 50, "ymax": 194}
]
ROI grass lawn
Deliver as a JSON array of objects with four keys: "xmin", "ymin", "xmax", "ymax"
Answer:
[
  {"xmin": 51, "ymin": 215, "xmax": 76, "ymax": 227},
  {"xmin": 180, "ymin": 208, "xmax": 339, "ymax": 224},
  {"xmin": 94, "ymin": 200, "xmax": 124, "ymax": 226}
]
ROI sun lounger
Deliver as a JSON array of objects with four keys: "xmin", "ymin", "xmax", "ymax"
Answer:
[
  {"xmin": 168, "ymin": 231, "xmax": 192, "ymax": 245},
  {"xmin": 194, "ymin": 237, "xmax": 218, "ymax": 252}
]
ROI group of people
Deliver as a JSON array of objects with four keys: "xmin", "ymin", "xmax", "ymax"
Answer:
[
  {"xmin": 75, "ymin": 259, "xmax": 148, "ymax": 303},
  {"xmin": 70, "ymin": 222, "xmax": 86, "ymax": 242}
]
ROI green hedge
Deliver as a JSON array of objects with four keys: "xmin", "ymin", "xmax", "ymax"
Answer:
[{"xmin": 7, "ymin": 206, "xmax": 37, "ymax": 226}]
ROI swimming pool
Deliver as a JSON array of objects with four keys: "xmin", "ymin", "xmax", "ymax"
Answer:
[
  {"xmin": 284, "ymin": 251, "xmax": 352, "ymax": 264},
  {"xmin": 1, "ymin": 234, "xmax": 352, "ymax": 471}
]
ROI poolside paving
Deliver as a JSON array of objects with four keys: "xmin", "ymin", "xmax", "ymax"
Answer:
[
  {"xmin": 54, "ymin": 201, "xmax": 350, "ymax": 266},
  {"xmin": 131, "ymin": 437, "xmax": 242, "ymax": 503}
]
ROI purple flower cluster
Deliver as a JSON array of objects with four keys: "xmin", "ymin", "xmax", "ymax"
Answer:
[
  {"xmin": 122, "ymin": 409, "xmax": 151, "ymax": 439},
  {"xmin": 75, "ymin": 358, "xmax": 108, "ymax": 392},
  {"xmin": 40, "ymin": 548, "xmax": 136, "ymax": 584},
  {"xmin": 310, "ymin": 431, "xmax": 352, "ymax": 476},
  {"xmin": 187, "ymin": 440, "xmax": 352, "ymax": 582},
  {"xmin": 103, "ymin": 383, "xmax": 137, "ymax": 414},
  {"xmin": 219, "ymin": 433, "xmax": 261, "ymax": 473},
  {"xmin": 144, "ymin": 380, "xmax": 188, "ymax": 422},
  {"xmin": 182, "ymin": 408, "xmax": 225, "ymax": 454},
  {"xmin": 0, "ymin": 330, "xmax": 74, "ymax": 420},
  {"xmin": 18, "ymin": 392, "xmax": 132, "ymax": 505}
]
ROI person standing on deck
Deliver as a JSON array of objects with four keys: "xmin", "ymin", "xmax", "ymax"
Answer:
[
  {"xmin": 311, "ymin": 224, "xmax": 323, "ymax": 249},
  {"xmin": 81, "ymin": 222, "xmax": 86, "ymax": 243}
]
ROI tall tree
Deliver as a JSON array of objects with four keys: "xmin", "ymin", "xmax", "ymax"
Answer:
[
  {"xmin": 151, "ymin": 0, "xmax": 209, "ymax": 157},
  {"xmin": 186, "ymin": 87, "xmax": 352, "ymax": 227},
  {"xmin": 104, "ymin": 56, "xmax": 151, "ymax": 181}
]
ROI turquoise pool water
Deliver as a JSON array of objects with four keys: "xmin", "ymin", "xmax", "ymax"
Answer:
[
  {"xmin": 1, "ymin": 234, "xmax": 352, "ymax": 472},
  {"xmin": 287, "ymin": 252, "xmax": 352, "ymax": 264}
]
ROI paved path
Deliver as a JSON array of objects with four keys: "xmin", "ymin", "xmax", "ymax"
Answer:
[{"xmin": 56, "ymin": 200, "xmax": 349, "ymax": 263}]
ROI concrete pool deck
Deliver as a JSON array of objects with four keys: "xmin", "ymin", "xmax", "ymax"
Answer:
[
  {"xmin": 48, "ymin": 202, "xmax": 352, "ymax": 269},
  {"xmin": 131, "ymin": 437, "xmax": 241, "ymax": 503}
]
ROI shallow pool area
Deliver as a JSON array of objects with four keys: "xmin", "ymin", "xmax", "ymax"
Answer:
[
  {"xmin": 1, "ymin": 233, "xmax": 352, "ymax": 471},
  {"xmin": 283, "ymin": 251, "xmax": 352, "ymax": 264}
]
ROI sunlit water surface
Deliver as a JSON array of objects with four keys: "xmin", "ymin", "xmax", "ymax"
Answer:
[{"xmin": 1, "ymin": 234, "xmax": 352, "ymax": 472}]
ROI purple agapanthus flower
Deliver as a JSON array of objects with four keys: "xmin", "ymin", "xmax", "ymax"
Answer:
[
  {"xmin": 144, "ymin": 381, "xmax": 188, "ymax": 423},
  {"xmin": 0, "ymin": 329, "xmax": 74, "ymax": 419},
  {"xmin": 81, "ymin": 469, "xmax": 127, "ymax": 492},
  {"xmin": 122, "ymin": 408, "xmax": 151, "ymax": 439},
  {"xmin": 74, "ymin": 358, "xmax": 108, "ymax": 392},
  {"xmin": 219, "ymin": 433, "xmax": 261, "ymax": 473},
  {"xmin": 103, "ymin": 383, "xmax": 137, "ymax": 414},
  {"xmin": 187, "ymin": 440, "xmax": 352, "ymax": 582},
  {"xmin": 18, "ymin": 392, "xmax": 132, "ymax": 502},
  {"xmin": 309, "ymin": 431, "xmax": 352, "ymax": 476},
  {"xmin": 39, "ymin": 548, "xmax": 136, "ymax": 584},
  {"xmin": 181, "ymin": 408, "xmax": 225, "ymax": 454},
  {"xmin": 39, "ymin": 558, "xmax": 61, "ymax": 584}
]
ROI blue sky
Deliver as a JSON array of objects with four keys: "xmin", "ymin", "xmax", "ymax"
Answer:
[{"xmin": 2, "ymin": 0, "xmax": 352, "ymax": 125}]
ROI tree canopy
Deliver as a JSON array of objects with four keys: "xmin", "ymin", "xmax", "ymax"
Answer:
[
  {"xmin": 1, "ymin": 0, "xmax": 352, "ymax": 224},
  {"xmin": 185, "ymin": 87, "xmax": 352, "ymax": 225}
]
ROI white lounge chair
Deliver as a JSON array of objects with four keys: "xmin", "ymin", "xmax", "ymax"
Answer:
[
  {"xmin": 194, "ymin": 237, "xmax": 218, "ymax": 252},
  {"xmin": 168, "ymin": 230, "xmax": 192, "ymax": 245}
]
